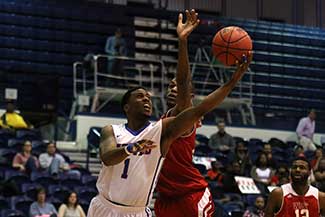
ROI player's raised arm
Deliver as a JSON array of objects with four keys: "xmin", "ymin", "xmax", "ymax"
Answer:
[
  {"xmin": 160, "ymin": 54, "xmax": 251, "ymax": 154},
  {"xmin": 171, "ymin": 9, "xmax": 200, "ymax": 116}
]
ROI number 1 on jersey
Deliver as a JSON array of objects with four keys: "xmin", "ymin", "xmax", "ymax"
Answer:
[
  {"xmin": 295, "ymin": 209, "xmax": 309, "ymax": 217},
  {"xmin": 121, "ymin": 159, "xmax": 130, "ymax": 179}
]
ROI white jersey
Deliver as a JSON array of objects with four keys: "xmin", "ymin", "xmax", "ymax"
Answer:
[{"xmin": 96, "ymin": 120, "xmax": 164, "ymax": 207}]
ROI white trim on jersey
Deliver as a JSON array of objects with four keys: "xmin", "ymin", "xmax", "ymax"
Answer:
[{"xmin": 198, "ymin": 188, "xmax": 213, "ymax": 217}]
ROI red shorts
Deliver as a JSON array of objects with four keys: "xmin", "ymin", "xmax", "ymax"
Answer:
[{"xmin": 154, "ymin": 188, "xmax": 214, "ymax": 217}]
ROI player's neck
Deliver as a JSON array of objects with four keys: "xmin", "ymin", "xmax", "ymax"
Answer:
[
  {"xmin": 291, "ymin": 182, "xmax": 309, "ymax": 196},
  {"xmin": 126, "ymin": 118, "xmax": 150, "ymax": 132}
]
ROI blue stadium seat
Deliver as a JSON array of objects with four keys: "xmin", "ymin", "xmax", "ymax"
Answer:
[
  {"xmin": 0, "ymin": 209, "xmax": 26, "ymax": 217},
  {"xmin": 10, "ymin": 196, "xmax": 33, "ymax": 214},
  {"xmin": 81, "ymin": 175, "xmax": 97, "ymax": 186},
  {"xmin": 48, "ymin": 185, "xmax": 70, "ymax": 201}
]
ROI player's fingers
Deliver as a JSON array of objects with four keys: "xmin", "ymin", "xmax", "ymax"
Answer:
[
  {"xmin": 190, "ymin": 9, "xmax": 195, "ymax": 22},
  {"xmin": 192, "ymin": 12, "xmax": 198, "ymax": 23},
  {"xmin": 144, "ymin": 144, "xmax": 157, "ymax": 149},
  {"xmin": 193, "ymin": 19, "xmax": 200, "ymax": 28},
  {"xmin": 185, "ymin": 10, "xmax": 191, "ymax": 23},
  {"xmin": 178, "ymin": 13, "xmax": 183, "ymax": 25}
]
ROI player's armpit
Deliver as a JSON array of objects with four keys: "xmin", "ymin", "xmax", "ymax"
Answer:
[{"xmin": 265, "ymin": 187, "xmax": 283, "ymax": 217}]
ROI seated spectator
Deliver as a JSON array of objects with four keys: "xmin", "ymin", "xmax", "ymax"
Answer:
[
  {"xmin": 206, "ymin": 161, "xmax": 224, "ymax": 184},
  {"xmin": 310, "ymin": 147, "xmax": 323, "ymax": 171},
  {"xmin": 29, "ymin": 187, "xmax": 57, "ymax": 217},
  {"xmin": 208, "ymin": 120, "xmax": 235, "ymax": 152},
  {"xmin": 262, "ymin": 143, "xmax": 276, "ymax": 169},
  {"xmin": 12, "ymin": 140, "xmax": 39, "ymax": 174},
  {"xmin": 314, "ymin": 158, "xmax": 325, "ymax": 192},
  {"xmin": 0, "ymin": 100, "xmax": 32, "ymax": 129},
  {"xmin": 229, "ymin": 141, "xmax": 252, "ymax": 175},
  {"xmin": 270, "ymin": 164, "xmax": 289, "ymax": 186},
  {"xmin": 250, "ymin": 153, "xmax": 275, "ymax": 195},
  {"xmin": 58, "ymin": 191, "xmax": 86, "ymax": 217},
  {"xmin": 222, "ymin": 161, "xmax": 242, "ymax": 193},
  {"xmin": 294, "ymin": 144, "xmax": 304, "ymax": 157},
  {"xmin": 39, "ymin": 142, "xmax": 79, "ymax": 178},
  {"xmin": 243, "ymin": 195, "xmax": 265, "ymax": 217}
]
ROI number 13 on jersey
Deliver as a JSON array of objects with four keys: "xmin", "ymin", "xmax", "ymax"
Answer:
[{"xmin": 295, "ymin": 209, "xmax": 309, "ymax": 217}]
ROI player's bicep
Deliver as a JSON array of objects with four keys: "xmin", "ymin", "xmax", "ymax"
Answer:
[
  {"xmin": 319, "ymin": 192, "xmax": 325, "ymax": 215},
  {"xmin": 99, "ymin": 126, "xmax": 117, "ymax": 159}
]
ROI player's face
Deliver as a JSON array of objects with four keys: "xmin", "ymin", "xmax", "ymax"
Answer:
[
  {"xmin": 166, "ymin": 79, "xmax": 177, "ymax": 108},
  {"xmin": 128, "ymin": 89, "xmax": 152, "ymax": 117},
  {"xmin": 290, "ymin": 160, "xmax": 310, "ymax": 183}
]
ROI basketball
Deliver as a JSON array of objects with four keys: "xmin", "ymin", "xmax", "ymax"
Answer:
[{"xmin": 212, "ymin": 26, "xmax": 253, "ymax": 66}]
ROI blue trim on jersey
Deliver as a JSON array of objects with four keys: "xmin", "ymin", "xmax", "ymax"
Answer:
[
  {"xmin": 145, "ymin": 155, "xmax": 164, "ymax": 206},
  {"xmin": 125, "ymin": 121, "xmax": 151, "ymax": 136}
]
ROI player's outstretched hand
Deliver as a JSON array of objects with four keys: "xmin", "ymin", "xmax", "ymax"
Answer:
[
  {"xmin": 177, "ymin": 9, "xmax": 200, "ymax": 41},
  {"xmin": 132, "ymin": 139, "xmax": 157, "ymax": 154},
  {"xmin": 232, "ymin": 51, "xmax": 253, "ymax": 81}
]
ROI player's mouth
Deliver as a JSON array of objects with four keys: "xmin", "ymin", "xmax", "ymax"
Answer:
[{"xmin": 144, "ymin": 103, "xmax": 151, "ymax": 111}]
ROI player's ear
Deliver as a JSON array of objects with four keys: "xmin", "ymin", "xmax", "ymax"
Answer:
[{"xmin": 124, "ymin": 104, "xmax": 129, "ymax": 113}]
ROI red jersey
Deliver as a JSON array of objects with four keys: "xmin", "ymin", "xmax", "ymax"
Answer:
[
  {"xmin": 156, "ymin": 115, "xmax": 208, "ymax": 197},
  {"xmin": 275, "ymin": 183, "xmax": 320, "ymax": 217}
]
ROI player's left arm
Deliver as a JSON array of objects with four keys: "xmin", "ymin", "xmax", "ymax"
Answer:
[
  {"xmin": 171, "ymin": 9, "xmax": 199, "ymax": 116},
  {"xmin": 319, "ymin": 191, "xmax": 325, "ymax": 215},
  {"xmin": 160, "ymin": 56, "xmax": 251, "ymax": 156}
]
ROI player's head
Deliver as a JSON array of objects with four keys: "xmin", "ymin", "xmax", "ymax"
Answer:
[
  {"xmin": 166, "ymin": 78, "xmax": 194, "ymax": 109},
  {"xmin": 290, "ymin": 155, "xmax": 311, "ymax": 184},
  {"xmin": 121, "ymin": 86, "xmax": 152, "ymax": 118}
]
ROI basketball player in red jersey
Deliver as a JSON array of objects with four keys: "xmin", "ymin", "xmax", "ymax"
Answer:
[
  {"xmin": 265, "ymin": 156, "xmax": 325, "ymax": 217},
  {"xmin": 154, "ymin": 9, "xmax": 251, "ymax": 217}
]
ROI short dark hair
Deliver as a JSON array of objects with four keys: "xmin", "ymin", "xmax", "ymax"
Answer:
[
  {"xmin": 292, "ymin": 155, "xmax": 311, "ymax": 170},
  {"xmin": 35, "ymin": 187, "xmax": 46, "ymax": 200},
  {"xmin": 121, "ymin": 86, "xmax": 147, "ymax": 113}
]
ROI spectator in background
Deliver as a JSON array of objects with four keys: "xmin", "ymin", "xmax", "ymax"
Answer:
[
  {"xmin": 229, "ymin": 141, "xmax": 252, "ymax": 175},
  {"xmin": 270, "ymin": 164, "xmax": 289, "ymax": 186},
  {"xmin": 105, "ymin": 28, "xmax": 127, "ymax": 76},
  {"xmin": 12, "ymin": 140, "xmax": 39, "ymax": 174},
  {"xmin": 206, "ymin": 160, "xmax": 224, "ymax": 184},
  {"xmin": 250, "ymin": 152, "xmax": 275, "ymax": 195},
  {"xmin": 0, "ymin": 100, "xmax": 32, "ymax": 129},
  {"xmin": 262, "ymin": 143, "xmax": 276, "ymax": 169},
  {"xmin": 39, "ymin": 142, "xmax": 79, "ymax": 178},
  {"xmin": 58, "ymin": 191, "xmax": 86, "ymax": 217},
  {"xmin": 208, "ymin": 120, "xmax": 235, "ymax": 152},
  {"xmin": 310, "ymin": 147, "xmax": 323, "ymax": 171},
  {"xmin": 221, "ymin": 161, "xmax": 242, "ymax": 193},
  {"xmin": 296, "ymin": 109, "xmax": 317, "ymax": 151},
  {"xmin": 314, "ymin": 158, "xmax": 325, "ymax": 191},
  {"xmin": 243, "ymin": 195, "xmax": 265, "ymax": 217},
  {"xmin": 29, "ymin": 187, "xmax": 57, "ymax": 217},
  {"xmin": 294, "ymin": 144, "xmax": 304, "ymax": 157}
]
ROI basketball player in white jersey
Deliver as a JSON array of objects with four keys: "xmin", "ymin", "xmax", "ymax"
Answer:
[
  {"xmin": 265, "ymin": 155, "xmax": 325, "ymax": 217},
  {"xmin": 87, "ymin": 24, "xmax": 251, "ymax": 217}
]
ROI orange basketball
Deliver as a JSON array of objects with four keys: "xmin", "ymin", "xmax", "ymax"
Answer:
[{"xmin": 212, "ymin": 26, "xmax": 253, "ymax": 66}]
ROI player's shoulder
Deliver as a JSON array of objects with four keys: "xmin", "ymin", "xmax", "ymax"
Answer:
[{"xmin": 270, "ymin": 186, "xmax": 284, "ymax": 199}]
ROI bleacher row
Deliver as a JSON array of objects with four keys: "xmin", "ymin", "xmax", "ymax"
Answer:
[{"xmin": 0, "ymin": 129, "xmax": 97, "ymax": 217}]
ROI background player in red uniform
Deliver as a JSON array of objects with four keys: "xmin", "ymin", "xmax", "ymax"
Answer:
[
  {"xmin": 265, "ymin": 156, "xmax": 325, "ymax": 217},
  {"xmin": 154, "ymin": 9, "xmax": 251, "ymax": 217}
]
